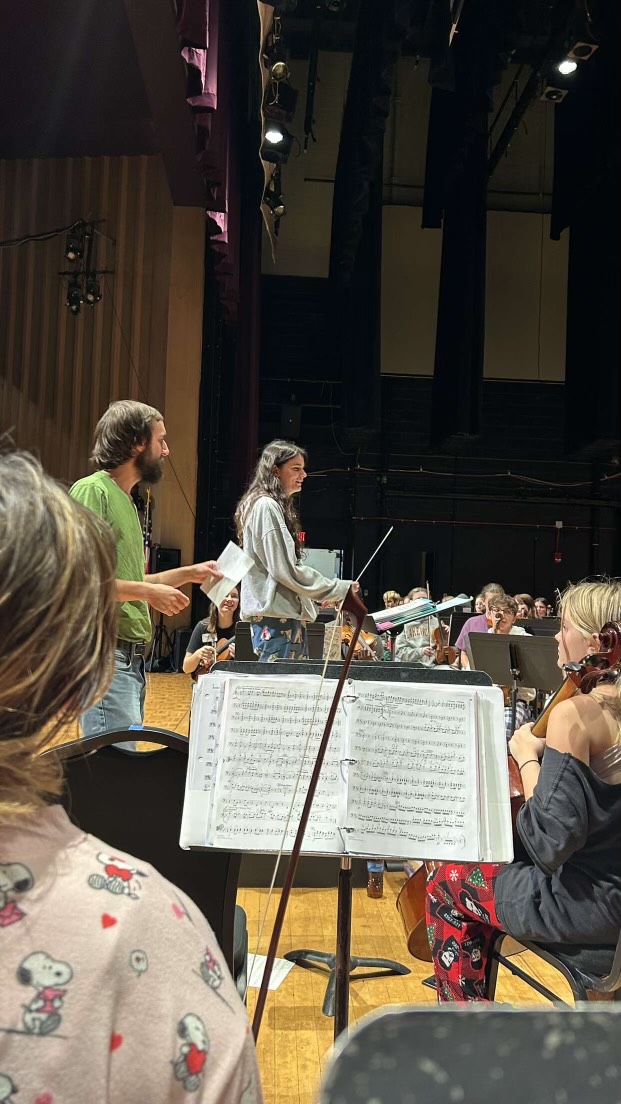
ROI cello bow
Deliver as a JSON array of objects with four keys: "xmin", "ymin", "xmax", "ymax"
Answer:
[{"xmin": 251, "ymin": 585, "xmax": 368, "ymax": 1040}]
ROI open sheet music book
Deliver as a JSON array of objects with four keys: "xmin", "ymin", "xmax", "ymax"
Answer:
[
  {"xmin": 371, "ymin": 593, "xmax": 472, "ymax": 632},
  {"xmin": 181, "ymin": 673, "xmax": 513, "ymax": 864}
]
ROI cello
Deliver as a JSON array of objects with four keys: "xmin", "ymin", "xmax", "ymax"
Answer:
[{"xmin": 395, "ymin": 621, "xmax": 621, "ymax": 962}]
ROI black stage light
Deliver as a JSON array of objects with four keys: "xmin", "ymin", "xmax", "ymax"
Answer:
[
  {"xmin": 66, "ymin": 278, "xmax": 83, "ymax": 315},
  {"xmin": 261, "ymin": 125, "xmax": 294, "ymax": 164},
  {"xmin": 539, "ymin": 85, "xmax": 569, "ymax": 103},
  {"xmin": 264, "ymin": 80, "xmax": 298, "ymax": 123},
  {"xmin": 65, "ymin": 225, "xmax": 84, "ymax": 262},
  {"xmin": 84, "ymin": 275, "xmax": 102, "ymax": 304},
  {"xmin": 263, "ymin": 187, "xmax": 286, "ymax": 218},
  {"xmin": 567, "ymin": 41, "xmax": 598, "ymax": 62}
]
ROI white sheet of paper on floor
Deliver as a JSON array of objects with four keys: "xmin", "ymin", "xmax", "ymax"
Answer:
[{"xmin": 247, "ymin": 954, "xmax": 295, "ymax": 991}]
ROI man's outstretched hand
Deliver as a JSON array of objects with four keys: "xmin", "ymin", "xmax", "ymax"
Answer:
[{"xmin": 187, "ymin": 560, "xmax": 224, "ymax": 585}]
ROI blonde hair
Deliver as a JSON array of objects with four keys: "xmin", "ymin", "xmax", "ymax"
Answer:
[
  {"xmin": 0, "ymin": 452, "xmax": 117, "ymax": 823},
  {"xmin": 560, "ymin": 580, "xmax": 621, "ymax": 707},
  {"xmin": 383, "ymin": 590, "xmax": 401, "ymax": 606}
]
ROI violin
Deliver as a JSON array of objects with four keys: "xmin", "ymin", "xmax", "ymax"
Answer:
[
  {"xmin": 340, "ymin": 623, "xmax": 379, "ymax": 661},
  {"xmin": 433, "ymin": 624, "xmax": 457, "ymax": 665},
  {"xmin": 508, "ymin": 619, "xmax": 621, "ymax": 814}
]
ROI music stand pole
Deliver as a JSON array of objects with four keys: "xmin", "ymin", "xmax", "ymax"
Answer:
[
  {"xmin": 334, "ymin": 857, "xmax": 352, "ymax": 1036},
  {"xmin": 509, "ymin": 641, "xmax": 520, "ymax": 734}
]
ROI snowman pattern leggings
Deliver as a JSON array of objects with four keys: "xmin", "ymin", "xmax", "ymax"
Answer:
[{"xmin": 425, "ymin": 862, "xmax": 504, "ymax": 1001}]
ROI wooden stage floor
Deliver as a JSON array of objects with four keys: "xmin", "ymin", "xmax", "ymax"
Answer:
[{"xmin": 55, "ymin": 672, "xmax": 573, "ymax": 1104}]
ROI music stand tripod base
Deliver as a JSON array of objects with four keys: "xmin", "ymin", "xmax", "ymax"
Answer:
[{"xmin": 284, "ymin": 857, "xmax": 410, "ymax": 1037}]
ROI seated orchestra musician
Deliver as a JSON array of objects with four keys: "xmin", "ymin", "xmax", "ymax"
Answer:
[
  {"xmin": 383, "ymin": 589, "xmax": 402, "ymax": 609},
  {"xmin": 183, "ymin": 588, "xmax": 240, "ymax": 678},
  {"xmin": 395, "ymin": 588, "xmax": 439, "ymax": 667},
  {"xmin": 462, "ymin": 593, "xmax": 535, "ymax": 737},
  {"xmin": 0, "ymin": 452, "xmax": 261, "ymax": 1101},
  {"xmin": 454, "ymin": 582, "xmax": 504, "ymax": 666},
  {"xmin": 426, "ymin": 579, "xmax": 621, "ymax": 1002},
  {"xmin": 515, "ymin": 592, "xmax": 536, "ymax": 619}
]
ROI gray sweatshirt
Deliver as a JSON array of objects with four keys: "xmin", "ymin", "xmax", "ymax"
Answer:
[{"xmin": 240, "ymin": 496, "xmax": 350, "ymax": 622}]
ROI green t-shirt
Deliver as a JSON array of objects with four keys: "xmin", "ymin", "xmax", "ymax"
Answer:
[{"xmin": 69, "ymin": 471, "xmax": 151, "ymax": 643}]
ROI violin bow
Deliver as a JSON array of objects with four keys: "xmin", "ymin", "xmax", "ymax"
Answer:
[{"xmin": 251, "ymin": 585, "xmax": 368, "ymax": 1040}]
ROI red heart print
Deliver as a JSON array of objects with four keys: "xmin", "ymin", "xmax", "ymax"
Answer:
[
  {"xmin": 35, "ymin": 1095, "xmax": 53, "ymax": 1104},
  {"xmin": 110, "ymin": 1033, "xmax": 123, "ymax": 1051},
  {"xmin": 101, "ymin": 914, "xmax": 118, "ymax": 929},
  {"xmin": 172, "ymin": 903, "xmax": 186, "ymax": 920}
]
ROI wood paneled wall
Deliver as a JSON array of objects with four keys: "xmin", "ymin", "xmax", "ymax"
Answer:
[{"xmin": 0, "ymin": 154, "xmax": 205, "ymax": 569}]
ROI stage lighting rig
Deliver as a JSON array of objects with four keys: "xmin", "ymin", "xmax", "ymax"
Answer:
[
  {"xmin": 66, "ymin": 278, "xmax": 83, "ymax": 315},
  {"xmin": 65, "ymin": 222, "xmax": 85, "ymax": 262}
]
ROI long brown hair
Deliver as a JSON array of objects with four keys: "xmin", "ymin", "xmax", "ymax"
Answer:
[
  {"xmin": 234, "ymin": 439, "xmax": 308, "ymax": 561},
  {"xmin": 0, "ymin": 452, "xmax": 118, "ymax": 822}
]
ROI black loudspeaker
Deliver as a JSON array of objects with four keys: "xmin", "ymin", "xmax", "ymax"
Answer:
[
  {"xmin": 150, "ymin": 545, "xmax": 181, "ymax": 573},
  {"xmin": 173, "ymin": 627, "xmax": 192, "ymax": 672}
]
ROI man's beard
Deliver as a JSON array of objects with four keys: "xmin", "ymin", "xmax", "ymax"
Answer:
[{"xmin": 136, "ymin": 449, "xmax": 164, "ymax": 485}]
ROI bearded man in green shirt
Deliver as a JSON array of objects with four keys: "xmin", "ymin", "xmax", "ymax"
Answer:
[{"xmin": 70, "ymin": 400, "xmax": 221, "ymax": 749}]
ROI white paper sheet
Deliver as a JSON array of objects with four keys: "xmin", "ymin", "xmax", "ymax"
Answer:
[
  {"xmin": 201, "ymin": 541, "xmax": 253, "ymax": 606},
  {"xmin": 247, "ymin": 954, "xmax": 295, "ymax": 991}
]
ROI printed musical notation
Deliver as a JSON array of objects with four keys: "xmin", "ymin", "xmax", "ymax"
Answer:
[
  {"xmin": 208, "ymin": 677, "xmax": 347, "ymax": 853},
  {"xmin": 180, "ymin": 675, "xmax": 511, "ymax": 863},
  {"xmin": 344, "ymin": 683, "xmax": 479, "ymax": 860}
]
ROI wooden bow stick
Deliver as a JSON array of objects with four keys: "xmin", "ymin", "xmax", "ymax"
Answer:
[{"xmin": 251, "ymin": 585, "xmax": 368, "ymax": 1040}]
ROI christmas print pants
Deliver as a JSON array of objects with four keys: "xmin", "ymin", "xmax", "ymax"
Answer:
[{"xmin": 426, "ymin": 862, "xmax": 505, "ymax": 1001}]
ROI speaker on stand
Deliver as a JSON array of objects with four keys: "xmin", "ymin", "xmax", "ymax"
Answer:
[{"xmin": 147, "ymin": 547, "xmax": 181, "ymax": 672}]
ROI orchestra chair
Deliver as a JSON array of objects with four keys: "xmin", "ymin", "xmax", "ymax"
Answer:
[
  {"xmin": 42, "ymin": 728, "xmax": 248, "ymax": 998},
  {"xmin": 319, "ymin": 1004, "xmax": 621, "ymax": 1104},
  {"xmin": 486, "ymin": 930, "xmax": 621, "ymax": 1005}
]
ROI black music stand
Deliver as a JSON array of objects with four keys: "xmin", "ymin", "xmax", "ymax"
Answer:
[
  {"xmin": 466, "ymin": 633, "xmax": 562, "ymax": 734},
  {"xmin": 215, "ymin": 660, "xmax": 492, "ymax": 1038}
]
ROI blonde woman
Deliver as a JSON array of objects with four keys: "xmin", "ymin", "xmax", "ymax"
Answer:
[
  {"xmin": 0, "ymin": 453, "xmax": 261, "ymax": 1101},
  {"xmin": 426, "ymin": 579, "xmax": 621, "ymax": 1001}
]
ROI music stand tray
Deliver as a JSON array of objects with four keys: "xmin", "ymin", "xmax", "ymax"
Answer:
[{"xmin": 465, "ymin": 634, "xmax": 562, "ymax": 696}]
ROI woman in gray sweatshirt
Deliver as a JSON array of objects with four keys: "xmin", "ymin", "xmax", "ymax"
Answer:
[{"xmin": 234, "ymin": 439, "xmax": 356, "ymax": 661}]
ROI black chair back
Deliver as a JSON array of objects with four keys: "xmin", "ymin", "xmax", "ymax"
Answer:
[
  {"xmin": 44, "ymin": 730, "xmax": 241, "ymax": 973},
  {"xmin": 321, "ymin": 1005, "xmax": 621, "ymax": 1103}
]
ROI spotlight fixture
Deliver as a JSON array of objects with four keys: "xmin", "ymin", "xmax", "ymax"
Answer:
[
  {"xmin": 263, "ymin": 187, "xmax": 286, "ymax": 218},
  {"xmin": 558, "ymin": 59, "xmax": 578, "ymax": 75},
  {"xmin": 265, "ymin": 122, "xmax": 287, "ymax": 144},
  {"xmin": 84, "ymin": 275, "xmax": 102, "ymax": 304},
  {"xmin": 539, "ymin": 85, "xmax": 569, "ymax": 103},
  {"xmin": 65, "ymin": 223, "xmax": 85, "ymax": 262},
  {"xmin": 567, "ymin": 41, "xmax": 598, "ymax": 62},
  {"xmin": 270, "ymin": 58, "xmax": 290, "ymax": 83},
  {"xmin": 66, "ymin": 278, "xmax": 83, "ymax": 315},
  {"xmin": 261, "ymin": 125, "xmax": 294, "ymax": 164},
  {"xmin": 324, "ymin": 0, "xmax": 347, "ymax": 11},
  {"xmin": 264, "ymin": 80, "xmax": 298, "ymax": 123}
]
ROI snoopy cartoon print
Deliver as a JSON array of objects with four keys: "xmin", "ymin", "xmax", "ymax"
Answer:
[
  {"xmin": 88, "ymin": 852, "xmax": 147, "ymax": 899},
  {"xmin": 199, "ymin": 949, "xmax": 223, "ymax": 990},
  {"xmin": 0, "ymin": 862, "xmax": 34, "ymax": 928},
  {"xmin": 17, "ymin": 951, "xmax": 73, "ymax": 1035},
  {"xmin": 173, "ymin": 1014, "xmax": 209, "ymax": 1092},
  {"xmin": 0, "ymin": 1074, "xmax": 18, "ymax": 1103}
]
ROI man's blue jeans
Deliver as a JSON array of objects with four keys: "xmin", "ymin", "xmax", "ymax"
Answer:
[{"xmin": 81, "ymin": 644, "xmax": 146, "ymax": 752}]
